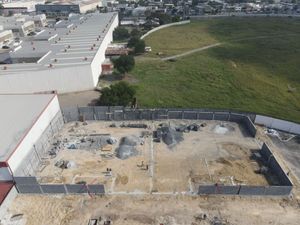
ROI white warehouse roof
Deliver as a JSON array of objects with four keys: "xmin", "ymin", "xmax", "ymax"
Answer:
[
  {"xmin": 0, "ymin": 12, "xmax": 117, "ymax": 74},
  {"xmin": 0, "ymin": 93, "xmax": 56, "ymax": 161}
]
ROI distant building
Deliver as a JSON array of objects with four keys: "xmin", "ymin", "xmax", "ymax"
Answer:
[
  {"xmin": 36, "ymin": 0, "xmax": 101, "ymax": 17},
  {"xmin": 0, "ymin": 30, "xmax": 14, "ymax": 48},
  {"xmin": 2, "ymin": 0, "xmax": 45, "ymax": 12},
  {"xmin": 0, "ymin": 7, "xmax": 27, "ymax": 16}
]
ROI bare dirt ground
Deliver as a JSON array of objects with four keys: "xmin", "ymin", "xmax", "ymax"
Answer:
[
  {"xmin": 6, "ymin": 194, "xmax": 300, "ymax": 225},
  {"xmin": 58, "ymin": 90, "xmax": 100, "ymax": 108},
  {"xmin": 4, "ymin": 120, "xmax": 300, "ymax": 225},
  {"xmin": 36, "ymin": 120, "xmax": 276, "ymax": 194}
]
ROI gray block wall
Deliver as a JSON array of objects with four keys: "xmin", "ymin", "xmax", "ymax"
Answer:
[
  {"xmin": 243, "ymin": 116, "xmax": 257, "ymax": 137},
  {"xmin": 198, "ymin": 185, "xmax": 240, "ymax": 195},
  {"xmin": 261, "ymin": 143, "xmax": 293, "ymax": 186}
]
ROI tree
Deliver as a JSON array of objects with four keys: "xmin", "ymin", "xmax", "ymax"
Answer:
[
  {"xmin": 113, "ymin": 27, "xmax": 130, "ymax": 41},
  {"xmin": 113, "ymin": 55, "xmax": 135, "ymax": 74},
  {"xmin": 130, "ymin": 28, "xmax": 141, "ymax": 38},
  {"xmin": 127, "ymin": 36, "xmax": 140, "ymax": 48},
  {"xmin": 127, "ymin": 37, "xmax": 145, "ymax": 54},
  {"xmin": 134, "ymin": 39, "xmax": 145, "ymax": 54},
  {"xmin": 98, "ymin": 81, "xmax": 136, "ymax": 106},
  {"xmin": 147, "ymin": 12, "xmax": 172, "ymax": 25}
]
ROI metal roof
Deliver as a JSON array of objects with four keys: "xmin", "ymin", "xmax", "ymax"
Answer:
[
  {"xmin": 0, "ymin": 12, "xmax": 117, "ymax": 75},
  {"xmin": 0, "ymin": 93, "xmax": 56, "ymax": 162}
]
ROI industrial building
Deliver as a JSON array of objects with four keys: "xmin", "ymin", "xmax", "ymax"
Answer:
[
  {"xmin": 0, "ymin": 93, "xmax": 63, "ymax": 179},
  {"xmin": 0, "ymin": 12, "xmax": 118, "ymax": 93},
  {"xmin": 1, "ymin": 0, "xmax": 45, "ymax": 13},
  {"xmin": 0, "ymin": 92, "xmax": 63, "ymax": 215},
  {"xmin": 35, "ymin": 0, "xmax": 102, "ymax": 17}
]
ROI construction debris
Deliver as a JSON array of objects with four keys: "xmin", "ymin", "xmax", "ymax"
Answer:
[
  {"xmin": 88, "ymin": 219, "xmax": 98, "ymax": 225},
  {"xmin": 101, "ymin": 145, "xmax": 113, "ymax": 152},
  {"xmin": 55, "ymin": 160, "xmax": 76, "ymax": 169},
  {"xmin": 175, "ymin": 123, "xmax": 200, "ymax": 132},
  {"xmin": 10, "ymin": 214, "xmax": 24, "ymax": 221},
  {"xmin": 194, "ymin": 213, "xmax": 207, "ymax": 221},
  {"xmin": 107, "ymin": 137, "xmax": 117, "ymax": 145},
  {"xmin": 120, "ymin": 123, "xmax": 148, "ymax": 129}
]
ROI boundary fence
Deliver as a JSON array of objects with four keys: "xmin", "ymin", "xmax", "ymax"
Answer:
[
  {"xmin": 255, "ymin": 115, "xmax": 300, "ymax": 135},
  {"xmin": 14, "ymin": 177, "xmax": 104, "ymax": 195},
  {"xmin": 198, "ymin": 143, "xmax": 293, "ymax": 196},
  {"xmin": 190, "ymin": 14, "xmax": 300, "ymax": 20},
  {"xmin": 62, "ymin": 107, "xmax": 257, "ymax": 137},
  {"xmin": 198, "ymin": 184, "xmax": 292, "ymax": 196},
  {"xmin": 62, "ymin": 106, "xmax": 300, "ymax": 135},
  {"xmin": 13, "ymin": 145, "xmax": 292, "ymax": 196},
  {"xmin": 13, "ymin": 107, "xmax": 295, "ymax": 196}
]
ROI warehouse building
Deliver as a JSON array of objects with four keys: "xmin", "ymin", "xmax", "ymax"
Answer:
[
  {"xmin": 0, "ymin": 12, "xmax": 118, "ymax": 93},
  {"xmin": 36, "ymin": 0, "xmax": 102, "ymax": 17},
  {"xmin": 0, "ymin": 92, "xmax": 63, "ymax": 215},
  {"xmin": 0, "ymin": 93, "xmax": 63, "ymax": 179}
]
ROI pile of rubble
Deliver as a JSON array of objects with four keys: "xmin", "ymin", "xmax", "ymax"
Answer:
[
  {"xmin": 153, "ymin": 123, "xmax": 200, "ymax": 148},
  {"xmin": 115, "ymin": 135, "xmax": 144, "ymax": 160}
]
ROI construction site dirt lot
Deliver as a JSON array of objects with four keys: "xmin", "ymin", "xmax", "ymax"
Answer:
[
  {"xmin": 36, "ymin": 120, "xmax": 279, "ymax": 194},
  {"xmin": 5, "ymin": 194, "xmax": 300, "ymax": 225}
]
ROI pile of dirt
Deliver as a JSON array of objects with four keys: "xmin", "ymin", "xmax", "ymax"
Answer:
[
  {"xmin": 213, "ymin": 123, "xmax": 235, "ymax": 135},
  {"xmin": 115, "ymin": 136, "xmax": 143, "ymax": 159},
  {"xmin": 160, "ymin": 125, "xmax": 184, "ymax": 148}
]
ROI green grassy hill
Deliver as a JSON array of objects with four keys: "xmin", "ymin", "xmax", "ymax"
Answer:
[{"xmin": 131, "ymin": 18, "xmax": 300, "ymax": 122}]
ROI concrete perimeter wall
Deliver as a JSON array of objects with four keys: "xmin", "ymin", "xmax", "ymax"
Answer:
[
  {"xmin": 14, "ymin": 177, "xmax": 105, "ymax": 195},
  {"xmin": 62, "ymin": 107, "xmax": 257, "ymax": 137},
  {"xmin": 198, "ymin": 184, "xmax": 292, "ymax": 196},
  {"xmin": 198, "ymin": 143, "xmax": 293, "ymax": 196},
  {"xmin": 191, "ymin": 13, "xmax": 300, "ymax": 20},
  {"xmin": 261, "ymin": 143, "xmax": 293, "ymax": 186},
  {"xmin": 255, "ymin": 115, "xmax": 300, "ymax": 135},
  {"xmin": 141, "ymin": 20, "xmax": 191, "ymax": 40}
]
